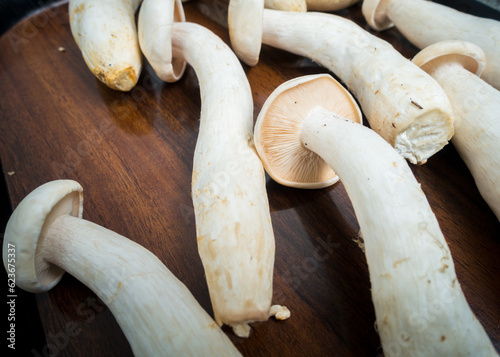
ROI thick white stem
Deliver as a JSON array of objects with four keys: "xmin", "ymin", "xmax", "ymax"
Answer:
[
  {"xmin": 429, "ymin": 64, "xmax": 500, "ymax": 220},
  {"xmin": 172, "ymin": 23, "xmax": 275, "ymax": 336},
  {"xmin": 264, "ymin": 0, "xmax": 306, "ymax": 11},
  {"xmin": 386, "ymin": 0, "xmax": 500, "ymax": 89},
  {"xmin": 262, "ymin": 9, "xmax": 454, "ymax": 164},
  {"xmin": 69, "ymin": 0, "xmax": 143, "ymax": 91},
  {"xmin": 41, "ymin": 215, "xmax": 241, "ymax": 357},
  {"xmin": 299, "ymin": 107, "xmax": 497, "ymax": 356}
]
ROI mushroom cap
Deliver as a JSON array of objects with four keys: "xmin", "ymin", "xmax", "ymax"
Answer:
[
  {"xmin": 254, "ymin": 73, "xmax": 362, "ymax": 189},
  {"xmin": 3, "ymin": 180, "xmax": 83, "ymax": 293},
  {"xmin": 138, "ymin": 0, "xmax": 187, "ymax": 82},
  {"xmin": 412, "ymin": 40, "xmax": 486, "ymax": 77},
  {"xmin": 362, "ymin": 0, "xmax": 394, "ymax": 31},
  {"xmin": 228, "ymin": 0, "xmax": 264, "ymax": 66}
]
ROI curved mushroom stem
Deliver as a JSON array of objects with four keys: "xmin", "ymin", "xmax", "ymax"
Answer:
[
  {"xmin": 426, "ymin": 63, "xmax": 500, "ymax": 220},
  {"xmin": 298, "ymin": 106, "xmax": 497, "ymax": 356},
  {"xmin": 172, "ymin": 22, "xmax": 278, "ymax": 337},
  {"xmin": 365, "ymin": 0, "xmax": 500, "ymax": 90},
  {"xmin": 261, "ymin": 9, "xmax": 454, "ymax": 164},
  {"xmin": 37, "ymin": 214, "xmax": 241, "ymax": 356}
]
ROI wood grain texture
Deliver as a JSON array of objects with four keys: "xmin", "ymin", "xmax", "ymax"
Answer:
[{"xmin": 0, "ymin": 1, "xmax": 498, "ymax": 356}]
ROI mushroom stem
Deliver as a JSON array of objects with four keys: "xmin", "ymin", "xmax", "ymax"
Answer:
[
  {"xmin": 261, "ymin": 9, "xmax": 453, "ymax": 164},
  {"xmin": 424, "ymin": 63, "xmax": 500, "ymax": 220},
  {"xmin": 39, "ymin": 214, "xmax": 240, "ymax": 356},
  {"xmin": 172, "ymin": 22, "xmax": 277, "ymax": 337},
  {"xmin": 69, "ymin": 0, "xmax": 143, "ymax": 91},
  {"xmin": 4, "ymin": 180, "xmax": 241, "ymax": 356},
  {"xmin": 264, "ymin": 0, "xmax": 307, "ymax": 12},
  {"xmin": 363, "ymin": 0, "xmax": 500, "ymax": 89},
  {"xmin": 296, "ymin": 106, "xmax": 497, "ymax": 356}
]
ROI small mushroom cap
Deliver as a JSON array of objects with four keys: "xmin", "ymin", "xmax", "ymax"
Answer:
[
  {"xmin": 362, "ymin": 0, "xmax": 393, "ymax": 31},
  {"xmin": 228, "ymin": 0, "xmax": 264, "ymax": 66},
  {"xmin": 138, "ymin": 0, "xmax": 187, "ymax": 82},
  {"xmin": 254, "ymin": 73, "xmax": 362, "ymax": 189},
  {"xmin": 412, "ymin": 40, "xmax": 486, "ymax": 77},
  {"xmin": 3, "ymin": 180, "xmax": 83, "ymax": 293}
]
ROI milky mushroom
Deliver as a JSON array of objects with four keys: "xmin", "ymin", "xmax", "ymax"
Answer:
[
  {"xmin": 254, "ymin": 75, "xmax": 499, "ymax": 356},
  {"xmin": 306, "ymin": 0, "xmax": 360, "ymax": 11},
  {"xmin": 255, "ymin": 74, "xmax": 362, "ymax": 188},
  {"xmin": 224, "ymin": 5, "xmax": 454, "ymax": 164},
  {"xmin": 138, "ymin": 0, "xmax": 187, "ymax": 82},
  {"xmin": 168, "ymin": 21, "xmax": 287, "ymax": 337},
  {"xmin": 362, "ymin": 0, "xmax": 500, "ymax": 90},
  {"xmin": 412, "ymin": 40, "xmax": 500, "ymax": 220},
  {"xmin": 2, "ymin": 180, "xmax": 242, "ymax": 356},
  {"xmin": 228, "ymin": 0, "xmax": 264, "ymax": 66},
  {"xmin": 264, "ymin": 0, "xmax": 307, "ymax": 11},
  {"xmin": 69, "ymin": 0, "xmax": 143, "ymax": 91}
]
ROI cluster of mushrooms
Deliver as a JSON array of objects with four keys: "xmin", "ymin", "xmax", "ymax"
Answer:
[{"xmin": 3, "ymin": 0, "xmax": 499, "ymax": 356}]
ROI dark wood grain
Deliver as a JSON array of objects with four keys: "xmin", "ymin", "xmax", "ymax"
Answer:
[{"xmin": 0, "ymin": 1, "xmax": 499, "ymax": 356}]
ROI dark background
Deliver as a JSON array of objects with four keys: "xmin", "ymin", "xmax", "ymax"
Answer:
[{"xmin": 0, "ymin": 1, "xmax": 499, "ymax": 356}]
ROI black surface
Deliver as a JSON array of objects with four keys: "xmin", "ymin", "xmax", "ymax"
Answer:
[{"xmin": 0, "ymin": 0, "xmax": 60, "ymax": 36}]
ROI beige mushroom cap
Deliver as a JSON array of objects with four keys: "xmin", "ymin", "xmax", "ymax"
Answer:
[
  {"xmin": 254, "ymin": 73, "xmax": 362, "ymax": 189},
  {"xmin": 3, "ymin": 180, "xmax": 83, "ymax": 293},
  {"xmin": 412, "ymin": 40, "xmax": 486, "ymax": 77},
  {"xmin": 362, "ymin": 0, "xmax": 394, "ymax": 31},
  {"xmin": 228, "ymin": 0, "xmax": 264, "ymax": 66},
  {"xmin": 138, "ymin": 0, "xmax": 187, "ymax": 82}
]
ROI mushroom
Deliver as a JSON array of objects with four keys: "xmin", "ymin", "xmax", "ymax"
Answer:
[
  {"xmin": 138, "ymin": 0, "xmax": 187, "ymax": 82},
  {"xmin": 254, "ymin": 74, "xmax": 499, "ymax": 356},
  {"xmin": 306, "ymin": 0, "xmax": 360, "ymax": 11},
  {"xmin": 2, "ymin": 180, "xmax": 242, "ymax": 356},
  {"xmin": 362, "ymin": 0, "xmax": 500, "ymax": 90},
  {"xmin": 225, "ymin": 3, "xmax": 454, "ymax": 164},
  {"xmin": 412, "ymin": 40, "xmax": 500, "ymax": 220},
  {"xmin": 264, "ymin": 0, "xmax": 307, "ymax": 12},
  {"xmin": 69, "ymin": 0, "xmax": 143, "ymax": 91},
  {"xmin": 255, "ymin": 74, "xmax": 362, "ymax": 188},
  {"xmin": 165, "ymin": 21, "xmax": 284, "ymax": 337}
]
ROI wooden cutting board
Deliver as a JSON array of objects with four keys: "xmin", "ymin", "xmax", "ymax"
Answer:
[{"xmin": 1, "ymin": 1, "xmax": 498, "ymax": 356}]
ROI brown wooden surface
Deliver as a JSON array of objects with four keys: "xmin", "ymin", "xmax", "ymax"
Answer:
[{"xmin": 1, "ymin": 1, "xmax": 499, "ymax": 356}]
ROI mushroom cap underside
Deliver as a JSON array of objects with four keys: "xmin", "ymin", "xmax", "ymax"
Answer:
[
  {"xmin": 412, "ymin": 40, "xmax": 486, "ymax": 77},
  {"xmin": 254, "ymin": 73, "xmax": 362, "ymax": 189},
  {"xmin": 3, "ymin": 180, "xmax": 83, "ymax": 293}
]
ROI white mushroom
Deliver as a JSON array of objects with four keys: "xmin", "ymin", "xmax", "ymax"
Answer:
[
  {"xmin": 254, "ymin": 74, "xmax": 499, "ymax": 356},
  {"xmin": 138, "ymin": 0, "xmax": 187, "ymax": 82},
  {"xmin": 2, "ymin": 180, "xmax": 242, "ymax": 356},
  {"xmin": 264, "ymin": 0, "xmax": 307, "ymax": 12},
  {"xmin": 168, "ymin": 21, "xmax": 284, "ymax": 337},
  {"xmin": 69, "ymin": 0, "xmax": 143, "ymax": 91},
  {"xmin": 228, "ymin": 0, "xmax": 264, "ymax": 66},
  {"xmin": 306, "ymin": 0, "xmax": 360, "ymax": 11},
  {"xmin": 412, "ymin": 40, "xmax": 500, "ymax": 220},
  {"xmin": 225, "ymin": 5, "xmax": 454, "ymax": 164},
  {"xmin": 362, "ymin": 0, "xmax": 500, "ymax": 90}
]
